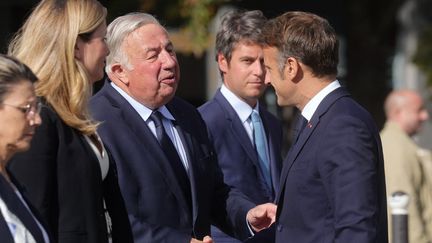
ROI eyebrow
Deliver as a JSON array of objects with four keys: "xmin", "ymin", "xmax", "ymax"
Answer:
[{"xmin": 144, "ymin": 41, "xmax": 173, "ymax": 52}]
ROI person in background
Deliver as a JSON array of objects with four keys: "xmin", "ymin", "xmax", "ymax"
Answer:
[
  {"xmin": 0, "ymin": 54, "xmax": 49, "ymax": 243},
  {"xmin": 90, "ymin": 12, "xmax": 276, "ymax": 243},
  {"xmin": 381, "ymin": 89, "xmax": 432, "ymax": 243},
  {"xmin": 6, "ymin": 0, "xmax": 133, "ymax": 242},
  {"xmin": 198, "ymin": 10, "xmax": 283, "ymax": 243},
  {"xmin": 259, "ymin": 11, "xmax": 388, "ymax": 242}
]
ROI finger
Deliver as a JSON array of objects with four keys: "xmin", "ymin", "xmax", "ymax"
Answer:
[{"xmin": 203, "ymin": 235, "xmax": 213, "ymax": 243}]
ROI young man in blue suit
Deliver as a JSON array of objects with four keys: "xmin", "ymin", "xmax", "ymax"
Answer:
[
  {"xmin": 198, "ymin": 10, "xmax": 283, "ymax": 243},
  {"xmin": 90, "ymin": 12, "xmax": 276, "ymax": 243},
  {"xmin": 259, "ymin": 11, "xmax": 388, "ymax": 242}
]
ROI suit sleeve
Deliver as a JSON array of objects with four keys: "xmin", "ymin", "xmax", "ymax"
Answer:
[
  {"xmin": 7, "ymin": 107, "xmax": 58, "ymax": 233},
  {"xmin": 318, "ymin": 115, "xmax": 381, "ymax": 242},
  {"xmin": 206, "ymin": 130, "xmax": 256, "ymax": 241}
]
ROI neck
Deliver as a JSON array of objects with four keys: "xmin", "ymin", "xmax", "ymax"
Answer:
[
  {"xmin": 245, "ymin": 98, "xmax": 258, "ymax": 108},
  {"xmin": 297, "ymin": 76, "xmax": 334, "ymax": 111}
]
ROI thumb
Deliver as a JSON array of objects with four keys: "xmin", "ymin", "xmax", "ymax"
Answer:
[{"xmin": 203, "ymin": 235, "xmax": 213, "ymax": 243}]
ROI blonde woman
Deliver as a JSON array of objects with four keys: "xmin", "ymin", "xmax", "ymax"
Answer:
[{"xmin": 7, "ymin": 0, "xmax": 132, "ymax": 242}]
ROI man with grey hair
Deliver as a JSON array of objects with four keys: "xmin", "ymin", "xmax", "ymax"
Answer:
[
  {"xmin": 381, "ymin": 89, "xmax": 432, "ymax": 243},
  {"xmin": 199, "ymin": 10, "xmax": 282, "ymax": 243},
  {"xmin": 90, "ymin": 12, "xmax": 276, "ymax": 243}
]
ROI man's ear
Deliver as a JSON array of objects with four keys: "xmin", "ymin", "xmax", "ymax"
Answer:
[
  {"xmin": 110, "ymin": 63, "xmax": 129, "ymax": 85},
  {"xmin": 217, "ymin": 53, "xmax": 229, "ymax": 74},
  {"xmin": 284, "ymin": 57, "xmax": 301, "ymax": 83}
]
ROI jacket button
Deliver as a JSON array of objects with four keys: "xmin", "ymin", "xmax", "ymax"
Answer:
[{"xmin": 277, "ymin": 224, "xmax": 283, "ymax": 232}]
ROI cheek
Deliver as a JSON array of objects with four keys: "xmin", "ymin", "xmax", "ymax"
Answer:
[
  {"xmin": 83, "ymin": 44, "xmax": 105, "ymax": 69},
  {"xmin": 0, "ymin": 119, "xmax": 28, "ymax": 145}
]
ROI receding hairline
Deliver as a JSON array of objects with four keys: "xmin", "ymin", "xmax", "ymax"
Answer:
[{"xmin": 384, "ymin": 90, "xmax": 422, "ymax": 116}]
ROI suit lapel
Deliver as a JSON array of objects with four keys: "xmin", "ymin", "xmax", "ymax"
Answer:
[
  {"xmin": 0, "ymin": 212, "xmax": 13, "ymax": 243},
  {"xmin": 214, "ymin": 91, "xmax": 275, "ymax": 197},
  {"xmin": 165, "ymin": 101, "xmax": 199, "ymax": 222},
  {"xmin": 0, "ymin": 175, "xmax": 45, "ymax": 243},
  {"xmin": 260, "ymin": 106, "xmax": 281, "ymax": 195},
  {"xmin": 276, "ymin": 87, "xmax": 350, "ymax": 202},
  {"xmin": 102, "ymin": 83, "xmax": 191, "ymax": 214},
  {"xmin": 214, "ymin": 91, "xmax": 260, "ymax": 164}
]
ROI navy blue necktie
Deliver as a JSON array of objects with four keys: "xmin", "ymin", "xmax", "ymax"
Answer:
[
  {"xmin": 251, "ymin": 110, "xmax": 272, "ymax": 189},
  {"xmin": 293, "ymin": 116, "xmax": 307, "ymax": 144},
  {"xmin": 150, "ymin": 111, "xmax": 192, "ymax": 209}
]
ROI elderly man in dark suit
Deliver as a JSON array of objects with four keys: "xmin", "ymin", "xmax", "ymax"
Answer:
[
  {"xmin": 90, "ymin": 12, "xmax": 276, "ymax": 243},
  {"xmin": 258, "ymin": 11, "xmax": 388, "ymax": 243},
  {"xmin": 198, "ymin": 10, "xmax": 283, "ymax": 243}
]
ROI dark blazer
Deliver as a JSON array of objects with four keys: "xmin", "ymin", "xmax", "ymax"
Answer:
[
  {"xmin": 199, "ymin": 89, "xmax": 283, "ymax": 242},
  {"xmin": 0, "ymin": 174, "xmax": 49, "ymax": 243},
  {"xmin": 89, "ymin": 81, "xmax": 255, "ymax": 243},
  {"xmin": 7, "ymin": 104, "xmax": 133, "ymax": 243},
  {"xmin": 275, "ymin": 87, "xmax": 388, "ymax": 243}
]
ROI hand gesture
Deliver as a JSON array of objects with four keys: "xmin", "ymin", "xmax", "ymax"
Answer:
[{"xmin": 246, "ymin": 203, "xmax": 277, "ymax": 232}]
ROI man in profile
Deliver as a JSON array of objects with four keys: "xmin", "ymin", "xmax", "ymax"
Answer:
[
  {"xmin": 259, "ymin": 11, "xmax": 388, "ymax": 242},
  {"xmin": 381, "ymin": 89, "xmax": 432, "ymax": 243}
]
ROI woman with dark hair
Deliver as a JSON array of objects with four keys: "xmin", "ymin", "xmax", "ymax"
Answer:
[{"xmin": 0, "ymin": 54, "xmax": 49, "ymax": 243}]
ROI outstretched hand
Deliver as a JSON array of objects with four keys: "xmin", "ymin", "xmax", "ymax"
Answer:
[{"xmin": 246, "ymin": 203, "xmax": 277, "ymax": 232}]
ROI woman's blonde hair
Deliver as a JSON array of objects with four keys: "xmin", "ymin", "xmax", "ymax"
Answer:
[{"xmin": 8, "ymin": 0, "xmax": 107, "ymax": 135}]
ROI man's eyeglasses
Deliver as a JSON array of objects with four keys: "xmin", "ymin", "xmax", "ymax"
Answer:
[{"xmin": 3, "ymin": 98, "xmax": 42, "ymax": 118}]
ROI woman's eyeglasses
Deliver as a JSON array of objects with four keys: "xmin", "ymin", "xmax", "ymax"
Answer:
[{"xmin": 3, "ymin": 98, "xmax": 42, "ymax": 118}]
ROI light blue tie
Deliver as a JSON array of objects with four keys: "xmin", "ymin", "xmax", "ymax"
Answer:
[{"xmin": 251, "ymin": 110, "xmax": 271, "ymax": 189}]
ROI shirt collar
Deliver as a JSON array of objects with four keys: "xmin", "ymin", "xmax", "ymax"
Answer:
[
  {"xmin": 111, "ymin": 82, "xmax": 175, "ymax": 121},
  {"xmin": 220, "ymin": 84, "xmax": 258, "ymax": 122},
  {"xmin": 302, "ymin": 80, "xmax": 341, "ymax": 121}
]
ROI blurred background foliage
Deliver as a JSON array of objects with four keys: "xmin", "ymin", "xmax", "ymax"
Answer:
[
  {"xmin": 5, "ymin": 0, "xmax": 432, "ymax": 130},
  {"xmin": 106, "ymin": 0, "xmax": 226, "ymax": 57},
  {"xmin": 412, "ymin": 0, "xmax": 432, "ymax": 87},
  {"xmin": 414, "ymin": 27, "xmax": 432, "ymax": 87}
]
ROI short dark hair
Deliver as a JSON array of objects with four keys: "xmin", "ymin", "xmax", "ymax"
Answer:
[
  {"xmin": 0, "ymin": 54, "xmax": 37, "ymax": 103},
  {"xmin": 260, "ymin": 11, "xmax": 338, "ymax": 78},
  {"xmin": 215, "ymin": 9, "xmax": 267, "ymax": 62}
]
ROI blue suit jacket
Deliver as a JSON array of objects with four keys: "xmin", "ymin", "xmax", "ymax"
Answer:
[
  {"xmin": 199, "ymin": 89, "xmax": 283, "ymax": 242},
  {"xmin": 90, "ymin": 81, "xmax": 255, "ymax": 243},
  {"xmin": 275, "ymin": 87, "xmax": 388, "ymax": 243}
]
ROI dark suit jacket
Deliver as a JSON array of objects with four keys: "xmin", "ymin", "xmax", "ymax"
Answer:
[
  {"xmin": 0, "ymin": 213, "xmax": 13, "ymax": 243},
  {"xmin": 0, "ymin": 174, "xmax": 49, "ymax": 243},
  {"xmin": 199, "ymin": 89, "xmax": 283, "ymax": 242},
  {"xmin": 89, "ymin": 81, "xmax": 255, "ymax": 243},
  {"xmin": 274, "ymin": 87, "xmax": 388, "ymax": 243},
  {"xmin": 7, "ymin": 104, "xmax": 133, "ymax": 243}
]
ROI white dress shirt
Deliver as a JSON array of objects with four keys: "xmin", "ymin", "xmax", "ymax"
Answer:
[
  {"xmin": 301, "ymin": 80, "xmax": 341, "ymax": 121},
  {"xmin": 111, "ymin": 82, "xmax": 190, "ymax": 172}
]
